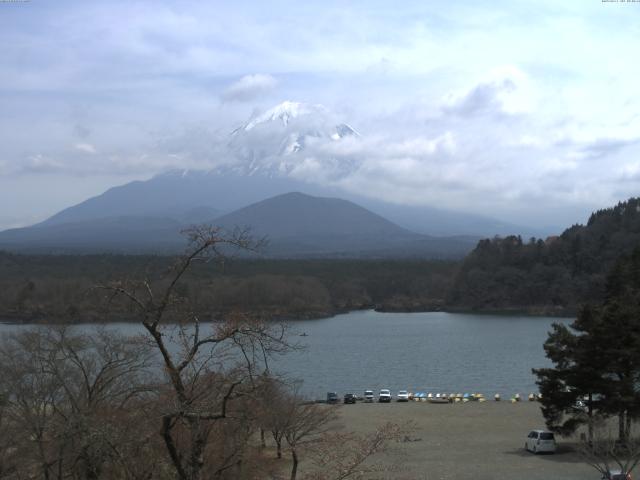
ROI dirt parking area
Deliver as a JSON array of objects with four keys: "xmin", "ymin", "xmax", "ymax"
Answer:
[{"xmin": 325, "ymin": 401, "xmax": 596, "ymax": 480}]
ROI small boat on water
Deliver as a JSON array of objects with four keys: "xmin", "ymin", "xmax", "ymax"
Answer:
[{"xmin": 299, "ymin": 332, "xmax": 308, "ymax": 337}]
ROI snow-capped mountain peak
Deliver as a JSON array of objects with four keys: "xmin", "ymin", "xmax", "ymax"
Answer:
[
  {"xmin": 223, "ymin": 101, "xmax": 363, "ymax": 178},
  {"xmin": 241, "ymin": 101, "xmax": 328, "ymax": 132}
]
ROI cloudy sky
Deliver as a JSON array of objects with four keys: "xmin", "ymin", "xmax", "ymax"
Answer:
[{"xmin": 1, "ymin": 0, "xmax": 639, "ymax": 230}]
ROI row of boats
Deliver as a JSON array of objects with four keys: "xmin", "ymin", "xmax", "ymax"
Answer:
[
  {"xmin": 409, "ymin": 392, "xmax": 543, "ymax": 403},
  {"xmin": 327, "ymin": 390, "xmax": 543, "ymax": 404}
]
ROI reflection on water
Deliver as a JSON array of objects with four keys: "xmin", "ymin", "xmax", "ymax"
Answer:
[{"xmin": 0, "ymin": 310, "xmax": 569, "ymax": 399}]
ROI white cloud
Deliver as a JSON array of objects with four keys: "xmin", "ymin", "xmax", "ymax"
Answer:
[
  {"xmin": 221, "ymin": 74, "xmax": 277, "ymax": 102},
  {"xmin": 442, "ymin": 66, "xmax": 534, "ymax": 116},
  {"xmin": 22, "ymin": 154, "xmax": 66, "ymax": 174},
  {"xmin": 74, "ymin": 143, "xmax": 97, "ymax": 154}
]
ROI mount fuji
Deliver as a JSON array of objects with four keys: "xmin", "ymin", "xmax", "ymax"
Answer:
[
  {"xmin": 35, "ymin": 100, "xmax": 366, "ymax": 226},
  {"xmin": 225, "ymin": 100, "xmax": 360, "ymax": 178},
  {"xmin": 0, "ymin": 101, "xmax": 550, "ymax": 255}
]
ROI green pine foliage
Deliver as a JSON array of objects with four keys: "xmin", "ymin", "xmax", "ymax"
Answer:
[
  {"xmin": 534, "ymin": 247, "xmax": 640, "ymax": 440},
  {"xmin": 449, "ymin": 197, "xmax": 640, "ymax": 314}
]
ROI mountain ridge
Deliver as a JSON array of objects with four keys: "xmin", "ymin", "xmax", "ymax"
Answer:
[
  {"xmin": 14, "ymin": 101, "xmax": 554, "ymax": 238},
  {"xmin": 0, "ymin": 191, "xmax": 479, "ymax": 258}
]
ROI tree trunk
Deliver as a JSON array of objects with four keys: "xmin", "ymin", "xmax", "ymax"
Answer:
[
  {"xmin": 162, "ymin": 416, "xmax": 188, "ymax": 480},
  {"xmin": 290, "ymin": 448, "xmax": 298, "ymax": 480},
  {"xmin": 36, "ymin": 436, "xmax": 50, "ymax": 480},
  {"xmin": 588, "ymin": 393, "xmax": 593, "ymax": 442},
  {"xmin": 272, "ymin": 432, "xmax": 282, "ymax": 459},
  {"xmin": 188, "ymin": 420, "xmax": 207, "ymax": 480},
  {"xmin": 80, "ymin": 445, "xmax": 101, "ymax": 480},
  {"xmin": 41, "ymin": 462, "xmax": 50, "ymax": 480},
  {"xmin": 619, "ymin": 411, "xmax": 627, "ymax": 444}
]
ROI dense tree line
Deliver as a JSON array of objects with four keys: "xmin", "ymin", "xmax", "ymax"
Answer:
[
  {"xmin": 0, "ymin": 253, "xmax": 456, "ymax": 323},
  {"xmin": 448, "ymin": 197, "xmax": 640, "ymax": 314}
]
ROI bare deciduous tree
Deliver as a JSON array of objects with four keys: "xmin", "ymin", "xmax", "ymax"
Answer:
[
  {"xmin": 283, "ymin": 400, "xmax": 337, "ymax": 480},
  {"xmin": 0, "ymin": 326, "xmax": 159, "ymax": 480},
  {"xmin": 0, "ymin": 387, "xmax": 19, "ymax": 479},
  {"xmin": 578, "ymin": 417, "xmax": 640, "ymax": 479},
  {"xmin": 303, "ymin": 422, "xmax": 410, "ymax": 480},
  {"xmin": 100, "ymin": 226, "xmax": 292, "ymax": 480},
  {"xmin": 304, "ymin": 423, "xmax": 411, "ymax": 480}
]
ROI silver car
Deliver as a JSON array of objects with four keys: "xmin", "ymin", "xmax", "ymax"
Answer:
[{"xmin": 396, "ymin": 390, "xmax": 409, "ymax": 402}]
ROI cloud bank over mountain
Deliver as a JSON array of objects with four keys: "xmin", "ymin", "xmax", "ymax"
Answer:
[
  {"xmin": 222, "ymin": 74, "xmax": 278, "ymax": 103},
  {"xmin": 1, "ymin": 1, "xmax": 639, "ymax": 229}
]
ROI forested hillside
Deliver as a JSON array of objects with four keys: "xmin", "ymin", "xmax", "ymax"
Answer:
[
  {"xmin": 0, "ymin": 254, "xmax": 456, "ymax": 322},
  {"xmin": 448, "ymin": 197, "xmax": 640, "ymax": 314}
]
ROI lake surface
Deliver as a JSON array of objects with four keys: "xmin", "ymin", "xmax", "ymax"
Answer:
[
  {"xmin": 275, "ymin": 311, "xmax": 569, "ymax": 399},
  {"xmin": 0, "ymin": 310, "xmax": 569, "ymax": 399}
]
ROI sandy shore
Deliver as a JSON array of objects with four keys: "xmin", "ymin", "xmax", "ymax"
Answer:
[{"xmin": 313, "ymin": 400, "xmax": 596, "ymax": 480}]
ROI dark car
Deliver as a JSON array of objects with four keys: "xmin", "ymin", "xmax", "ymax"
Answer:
[
  {"xmin": 603, "ymin": 471, "xmax": 632, "ymax": 480},
  {"xmin": 344, "ymin": 393, "xmax": 357, "ymax": 404},
  {"xmin": 326, "ymin": 392, "xmax": 339, "ymax": 404}
]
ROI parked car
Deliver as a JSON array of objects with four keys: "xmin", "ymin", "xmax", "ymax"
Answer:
[
  {"xmin": 378, "ymin": 389, "xmax": 392, "ymax": 403},
  {"xmin": 344, "ymin": 393, "xmax": 357, "ymax": 404},
  {"xmin": 364, "ymin": 390, "xmax": 374, "ymax": 402},
  {"xmin": 524, "ymin": 430, "xmax": 556, "ymax": 454},
  {"xmin": 326, "ymin": 392, "xmax": 339, "ymax": 404},
  {"xmin": 602, "ymin": 471, "xmax": 632, "ymax": 480},
  {"xmin": 396, "ymin": 390, "xmax": 409, "ymax": 402}
]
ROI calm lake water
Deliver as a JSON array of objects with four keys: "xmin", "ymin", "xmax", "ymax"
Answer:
[
  {"xmin": 0, "ymin": 310, "xmax": 569, "ymax": 399},
  {"xmin": 278, "ymin": 310, "xmax": 570, "ymax": 399}
]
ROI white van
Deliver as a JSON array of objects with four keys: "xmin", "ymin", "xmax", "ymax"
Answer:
[
  {"xmin": 524, "ymin": 430, "xmax": 556, "ymax": 454},
  {"xmin": 378, "ymin": 389, "xmax": 392, "ymax": 403}
]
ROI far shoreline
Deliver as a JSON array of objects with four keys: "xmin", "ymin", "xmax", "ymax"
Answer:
[{"xmin": 0, "ymin": 304, "xmax": 576, "ymax": 326}]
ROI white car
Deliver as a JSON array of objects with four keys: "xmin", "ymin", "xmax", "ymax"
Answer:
[
  {"xmin": 378, "ymin": 389, "xmax": 392, "ymax": 403},
  {"xmin": 396, "ymin": 390, "xmax": 409, "ymax": 402},
  {"xmin": 525, "ymin": 430, "xmax": 556, "ymax": 454},
  {"xmin": 364, "ymin": 390, "xmax": 374, "ymax": 403}
]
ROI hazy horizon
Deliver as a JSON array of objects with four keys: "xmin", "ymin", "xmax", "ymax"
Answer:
[{"xmin": 1, "ymin": 1, "xmax": 639, "ymax": 231}]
